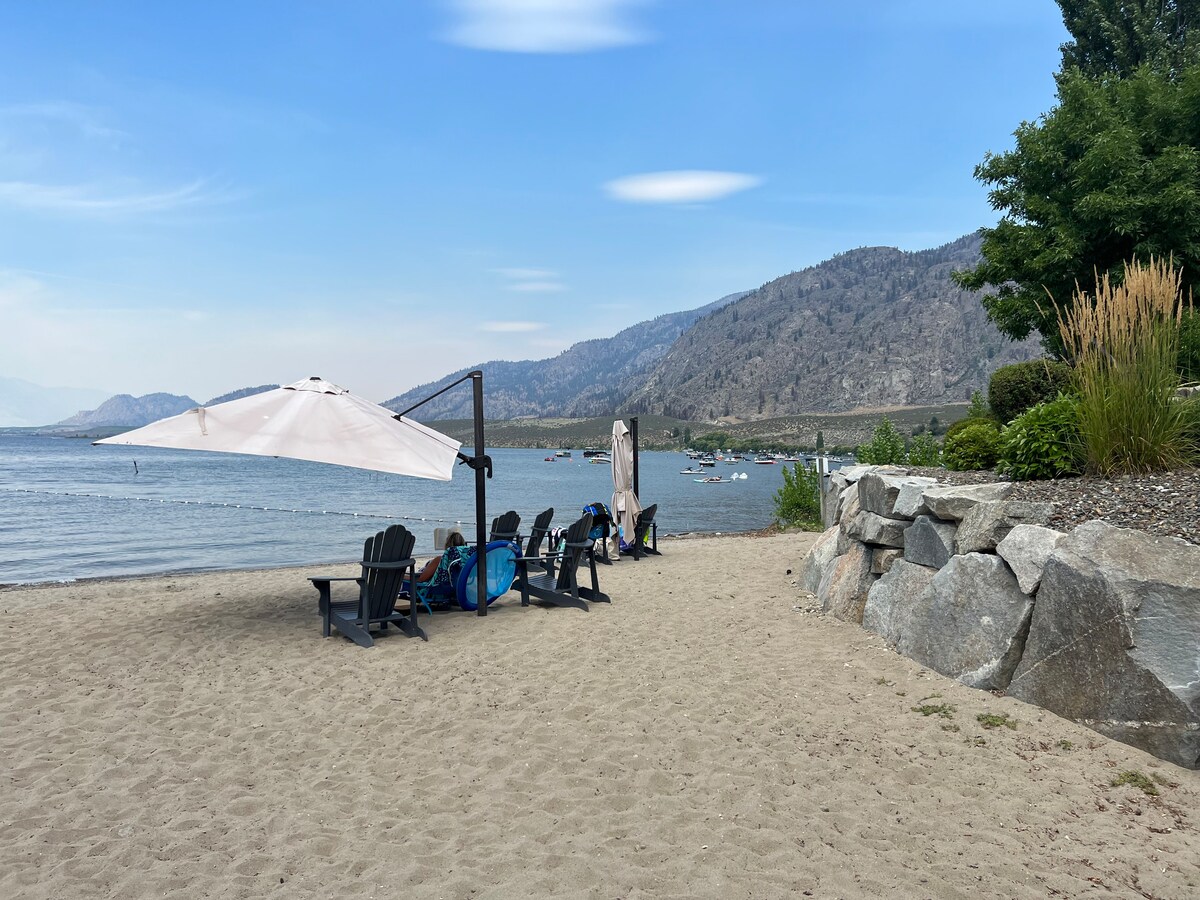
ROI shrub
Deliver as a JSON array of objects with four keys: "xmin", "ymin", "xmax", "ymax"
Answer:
[
  {"xmin": 1059, "ymin": 258, "xmax": 1191, "ymax": 475},
  {"xmin": 966, "ymin": 390, "xmax": 991, "ymax": 419},
  {"xmin": 943, "ymin": 421, "xmax": 1000, "ymax": 471},
  {"xmin": 774, "ymin": 462, "xmax": 822, "ymax": 529},
  {"xmin": 997, "ymin": 394, "xmax": 1085, "ymax": 480},
  {"xmin": 988, "ymin": 359, "xmax": 1073, "ymax": 424},
  {"xmin": 1181, "ymin": 310, "xmax": 1200, "ymax": 384},
  {"xmin": 905, "ymin": 432, "xmax": 942, "ymax": 467},
  {"xmin": 856, "ymin": 418, "xmax": 906, "ymax": 465}
]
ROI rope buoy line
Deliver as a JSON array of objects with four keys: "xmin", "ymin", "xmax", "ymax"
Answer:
[{"xmin": 2, "ymin": 488, "xmax": 469, "ymax": 525}]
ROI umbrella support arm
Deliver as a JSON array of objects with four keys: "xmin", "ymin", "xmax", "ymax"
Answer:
[{"xmin": 456, "ymin": 452, "xmax": 492, "ymax": 479}]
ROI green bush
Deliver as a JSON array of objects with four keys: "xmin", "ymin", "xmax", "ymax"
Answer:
[
  {"xmin": 774, "ymin": 462, "xmax": 822, "ymax": 529},
  {"xmin": 1181, "ymin": 310, "xmax": 1200, "ymax": 384},
  {"xmin": 988, "ymin": 359, "xmax": 1073, "ymax": 424},
  {"xmin": 856, "ymin": 418, "xmax": 906, "ymax": 465},
  {"xmin": 997, "ymin": 395, "xmax": 1085, "ymax": 480},
  {"xmin": 905, "ymin": 432, "xmax": 942, "ymax": 467},
  {"xmin": 943, "ymin": 421, "xmax": 1001, "ymax": 471}
]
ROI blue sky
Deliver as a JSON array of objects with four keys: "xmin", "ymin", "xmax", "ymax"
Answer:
[{"xmin": 0, "ymin": 1, "xmax": 1068, "ymax": 404}]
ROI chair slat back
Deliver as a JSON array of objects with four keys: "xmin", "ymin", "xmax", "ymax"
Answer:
[
  {"xmin": 555, "ymin": 512, "xmax": 593, "ymax": 591},
  {"xmin": 525, "ymin": 507, "xmax": 554, "ymax": 557},
  {"xmin": 635, "ymin": 504, "xmax": 658, "ymax": 544},
  {"xmin": 363, "ymin": 524, "xmax": 415, "ymax": 619},
  {"xmin": 490, "ymin": 510, "xmax": 521, "ymax": 542}
]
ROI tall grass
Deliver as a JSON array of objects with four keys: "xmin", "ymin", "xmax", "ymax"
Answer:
[{"xmin": 1057, "ymin": 258, "xmax": 1191, "ymax": 475}]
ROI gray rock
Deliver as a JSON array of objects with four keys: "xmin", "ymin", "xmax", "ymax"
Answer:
[
  {"xmin": 834, "ymin": 465, "xmax": 877, "ymax": 485},
  {"xmin": 835, "ymin": 527, "xmax": 852, "ymax": 555},
  {"xmin": 836, "ymin": 483, "xmax": 861, "ymax": 528},
  {"xmin": 845, "ymin": 510, "xmax": 907, "ymax": 548},
  {"xmin": 862, "ymin": 558, "xmax": 939, "ymax": 645},
  {"xmin": 818, "ymin": 540, "xmax": 877, "ymax": 624},
  {"xmin": 955, "ymin": 500, "xmax": 1056, "ymax": 555},
  {"xmin": 893, "ymin": 479, "xmax": 938, "ymax": 518},
  {"xmin": 796, "ymin": 526, "xmax": 839, "ymax": 594},
  {"xmin": 871, "ymin": 548, "xmax": 903, "ymax": 575},
  {"xmin": 1007, "ymin": 521, "xmax": 1200, "ymax": 769},
  {"xmin": 920, "ymin": 483, "xmax": 1015, "ymax": 522},
  {"xmin": 902, "ymin": 515, "xmax": 958, "ymax": 570},
  {"xmin": 996, "ymin": 524, "xmax": 1065, "ymax": 594},
  {"xmin": 858, "ymin": 472, "xmax": 935, "ymax": 520},
  {"xmin": 896, "ymin": 553, "xmax": 1033, "ymax": 691}
]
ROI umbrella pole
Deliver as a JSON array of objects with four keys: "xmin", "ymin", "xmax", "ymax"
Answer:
[
  {"xmin": 472, "ymin": 372, "xmax": 489, "ymax": 617},
  {"xmin": 631, "ymin": 416, "xmax": 639, "ymax": 498}
]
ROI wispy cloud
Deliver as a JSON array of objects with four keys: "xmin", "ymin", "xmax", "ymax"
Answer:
[
  {"xmin": 0, "ymin": 101, "xmax": 128, "ymax": 142},
  {"xmin": 481, "ymin": 320, "xmax": 545, "ymax": 332},
  {"xmin": 604, "ymin": 170, "xmax": 763, "ymax": 204},
  {"xmin": 441, "ymin": 0, "xmax": 652, "ymax": 53},
  {"xmin": 494, "ymin": 266, "xmax": 566, "ymax": 293},
  {"xmin": 0, "ymin": 178, "xmax": 225, "ymax": 217}
]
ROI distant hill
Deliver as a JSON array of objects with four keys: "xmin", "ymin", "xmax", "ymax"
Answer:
[
  {"xmin": 204, "ymin": 384, "xmax": 279, "ymax": 405},
  {"xmin": 622, "ymin": 233, "xmax": 1040, "ymax": 420},
  {"xmin": 46, "ymin": 392, "xmax": 198, "ymax": 431},
  {"xmin": 0, "ymin": 376, "xmax": 112, "ymax": 428},
  {"xmin": 383, "ymin": 292, "xmax": 747, "ymax": 420}
]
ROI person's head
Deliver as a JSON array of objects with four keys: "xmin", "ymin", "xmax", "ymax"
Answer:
[{"xmin": 446, "ymin": 531, "xmax": 466, "ymax": 548}]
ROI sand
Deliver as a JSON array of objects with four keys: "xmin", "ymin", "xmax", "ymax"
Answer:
[{"xmin": 2, "ymin": 533, "xmax": 1198, "ymax": 899}]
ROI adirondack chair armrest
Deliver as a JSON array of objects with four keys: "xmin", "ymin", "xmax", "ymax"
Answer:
[
  {"xmin": 361, "ymin": 558, "xmax": 416, "ymax": 572},
  {"xmin": 308, "ymin": 575, "xmax": 362, "ymax": 584},
  {"xmin": 517, "ymin": 550, "xmax": 563, "ymax": 565}
]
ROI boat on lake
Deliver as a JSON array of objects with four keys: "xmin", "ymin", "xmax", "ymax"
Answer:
[
  {"xmin": 589, "ymin": 454, "xmax": 612, "ymax": 464},
  {"xmin": 679, "ymin": 467, "xmax": 705, "ymax": 475},
  {"xmin": 753, "ymin": 456, "xmax": 776, "ymax": 464},
  {"xmin": 694, "ymin": 475, "xmax": 729, "ymax": 483},
  {"xmin": 555, "ymin": 449, "xmax": 571, "ymax": 458}
]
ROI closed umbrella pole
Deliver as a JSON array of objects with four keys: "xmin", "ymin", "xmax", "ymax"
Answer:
[{"xmin": 631, "ymin": 416, "xmax": 639, "ymax": 499}]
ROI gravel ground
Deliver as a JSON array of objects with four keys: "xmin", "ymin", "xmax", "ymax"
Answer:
[{"xmin": 903, "ymin": 466, "xmax": 1200, "ymax": 546}]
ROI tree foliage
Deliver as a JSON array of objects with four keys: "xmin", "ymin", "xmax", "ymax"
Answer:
[
  {"xmin": 1059, "ymin": 0, "xmax": 1200, "ymax": 78},
  {"xmin": 955, "ymin": 63, "xmax": 1200, "ymax": 351},
  {"xmin": 774, "ymin": 462, "xmax": 823, "ymax": 530},
  {"xmin": 855, "ymin": 418, "xmax": 906, "ymax": 465}
]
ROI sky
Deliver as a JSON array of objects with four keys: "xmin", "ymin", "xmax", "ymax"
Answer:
[{"xmin": 0, "ymin": 1, "xmax": 1070, "ymax": 404}]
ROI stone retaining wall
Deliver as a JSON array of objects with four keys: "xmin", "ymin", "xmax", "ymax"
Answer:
[{"xmin": 799, "ymin": 465, "xmax": 1200, "ymax": 769}]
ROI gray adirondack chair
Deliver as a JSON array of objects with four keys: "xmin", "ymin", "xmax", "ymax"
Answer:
[
  {"xmin": 517, "ymin": 512, "xmax": 609, "ymax": 611},
  {"xmin": 309, "ymin": 523, "xmax": 424, "ymax": 647}
]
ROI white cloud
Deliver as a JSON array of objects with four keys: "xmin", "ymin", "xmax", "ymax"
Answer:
[
  {"xmin": 442, "ymin": 0, "xmax": 652, "ymax": 53},
  {"xmin": 0, "ymin": 178, "xmax": 219, "ymax": 217},
  {"xmin": 604, "ymin": 170, "xmax": 763, "ymax": 204},
  {"xmin": 481, "ymin": 321, "xmax": 545, "ymax": 332},
  {"xmin": 495, "ymin": 266, "xmax": 565, "ymax": 293}
]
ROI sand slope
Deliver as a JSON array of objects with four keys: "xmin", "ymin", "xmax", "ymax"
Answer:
[{"xmin": 2, "ymin": 533, "xmax": 1198, "ymax": 899}]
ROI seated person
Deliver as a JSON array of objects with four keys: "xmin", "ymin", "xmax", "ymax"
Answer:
[{"xmin": 415, "ymin": 532, "xmax": 473, "ymax": 605}]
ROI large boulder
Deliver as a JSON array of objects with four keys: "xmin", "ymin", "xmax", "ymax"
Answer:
[
  {"xmin": 996, "ymin": 524, "xmax": 1065, "ymax": 594},
  {"xmin": 955, "ymin": 500, "xmax": 1056, "ymax": 555},
  {"xmin": 845, "ymin": 510, "xmax": 907, "ymax": 548},
  {"xmin": 902, "ymin": 515, "xmax": 958, "ymax": 570},
  {"xmin": 818, "ymin": 540, "xmax": 876, "ymax": 624},
  {"xmin": 893, "ymin": 479, "xmax": 938, "ymax": 518},
  {"xmin": 1007, "ymin": 521, "xmax": 1200, "ymax": 769},
  {"xmin": 858, "ymin": 472, "xmax": 936, "ymax": 519},
  {"xmin": 895, "ymin": 553, "xmax": 1033, "ymax": 691},
  {"xmin": 836, "ymin": 483, "xmax": 861, "ymax": 528},
  {"xmin": 796, "ymin": 526, "xmax": 839, "ymax": 594},
  {"xmin": 862, "ymin": 558, "xmax": 939, "ymax": 646},
  {"xmin": 920, "ymin": 483, "xmax": 1015, "ymax": 522},
  {"xmin": 871, "ymin": 548, "xmax": 903, "ymax": 575}
]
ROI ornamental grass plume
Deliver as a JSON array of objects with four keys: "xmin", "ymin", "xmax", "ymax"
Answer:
[{"xmin": 1057, "ymin": 258, "xmax": 1193, "ymax": 475}]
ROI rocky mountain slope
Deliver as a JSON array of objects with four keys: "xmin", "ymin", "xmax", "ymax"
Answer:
[
  {"xmin": 48, "ymin": 392, "xmax": 198, "ymax": 430},
  {"xmin": 621, "ymin": 234, "xmax": 1040, "ymax": 421},
  {"xmin": 383, "ymin": 293, "xmax": 746, "ymax": 420}
]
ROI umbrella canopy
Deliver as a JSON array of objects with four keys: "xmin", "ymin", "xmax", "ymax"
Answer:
[
  {"xmin": 96, "ymin": 376, "xmax": 461, "ymax": 480},
  {"xmin": 610, "ymin": 419, "xmax": 642, "ymax": 545}
]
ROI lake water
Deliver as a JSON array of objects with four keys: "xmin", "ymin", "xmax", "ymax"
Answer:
[{"xmin": 0, "ymin": 435, "xmax": 837, "ymax": 585}]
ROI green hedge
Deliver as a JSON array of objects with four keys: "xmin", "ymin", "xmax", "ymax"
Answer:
[
  {"xmin": 997, "ymin": 395, "xmax": 1085, "ymax": 480},
  {"xmin": 944, "ymin": 421, "xmax": 1000, "ymax": 471},
  {"xmin": 988, "ymin": 359, "xmax": 1073, "ymax": 424}
]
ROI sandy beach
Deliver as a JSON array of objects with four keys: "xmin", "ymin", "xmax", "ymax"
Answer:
[{"xmin": 3, "ymin": 533, "xmax": 1198, "ymax": 899}]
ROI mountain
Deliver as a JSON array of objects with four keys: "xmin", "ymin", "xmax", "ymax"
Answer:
[
  {"xmin": 47, "ymin": 392, "xmax": 199, "ymax": 430},
  {"xmin": 204, "ymin": 384, "xmax": 279, "ymax": 405},
  {"xmin": 0, "ymin": 376, "xmax": 112, "ymax": 428},
  {"xmin": 383, "ymin": 292, "xmax": 747, "ymax": 419},
  {"xmin": 621, "ymin": 233, "xmax": 1040, "ymax": 421}
]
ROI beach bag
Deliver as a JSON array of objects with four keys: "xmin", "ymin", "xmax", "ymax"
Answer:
[{"xmin": 583, "ymin": 501, "xmax": 611, "ymax": 541}]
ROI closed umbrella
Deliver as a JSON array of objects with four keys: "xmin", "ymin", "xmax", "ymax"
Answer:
[{"xmin": 610, "ymin": 419, "xmax": 642, "ymax": 553}]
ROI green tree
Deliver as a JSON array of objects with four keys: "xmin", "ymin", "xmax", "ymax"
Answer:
[
  {"xmin": 856, "ymin": 418, "xmax": 906, "ymax": 465},
  {"xmin": 774, "ymin": 462, "xmax": 822, "ymax": 529},
  {"xmin": 955, "ymin": 63, "xmax": 1200, "ymax": 351},
  {"xmin": 815, "ymin": 430, "xmax": 824, "ymax": 452},
  {"xmin": 1058, "ymin": 0, "xmax": 1199, "ymax": 78}
]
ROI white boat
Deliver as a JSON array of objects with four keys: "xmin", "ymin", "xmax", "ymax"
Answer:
[
  {"xmin": 693, "ymin": 476, "xmax": 729, "ymax": 483},
  {"xmin": 589, "ymin": 454, "xmax": 612, "ymax": 465},
  {"xmin": 555, "ymin": 449, "xmax": 571, "ymax": 457},
  {"xmin": 680, "ymin": 468, "xmax": 705, "ymax": 475},
  {"xmin": 753, "ymin": 456, "xmax": 776, "ymax": 464}
]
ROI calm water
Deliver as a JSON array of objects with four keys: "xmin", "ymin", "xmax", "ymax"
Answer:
[{"xmin": 0, "ymin": 435, "xmax": 834, "ymax": 584}]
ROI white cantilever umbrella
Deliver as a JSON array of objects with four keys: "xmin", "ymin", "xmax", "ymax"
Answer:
[
  {"xmin": 610, "ymin": 418, "xmax": 642, "ymax": 554},
  {"xmin": 96, "ymin": 376, "xmax": 462, "ymax": 479}
]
